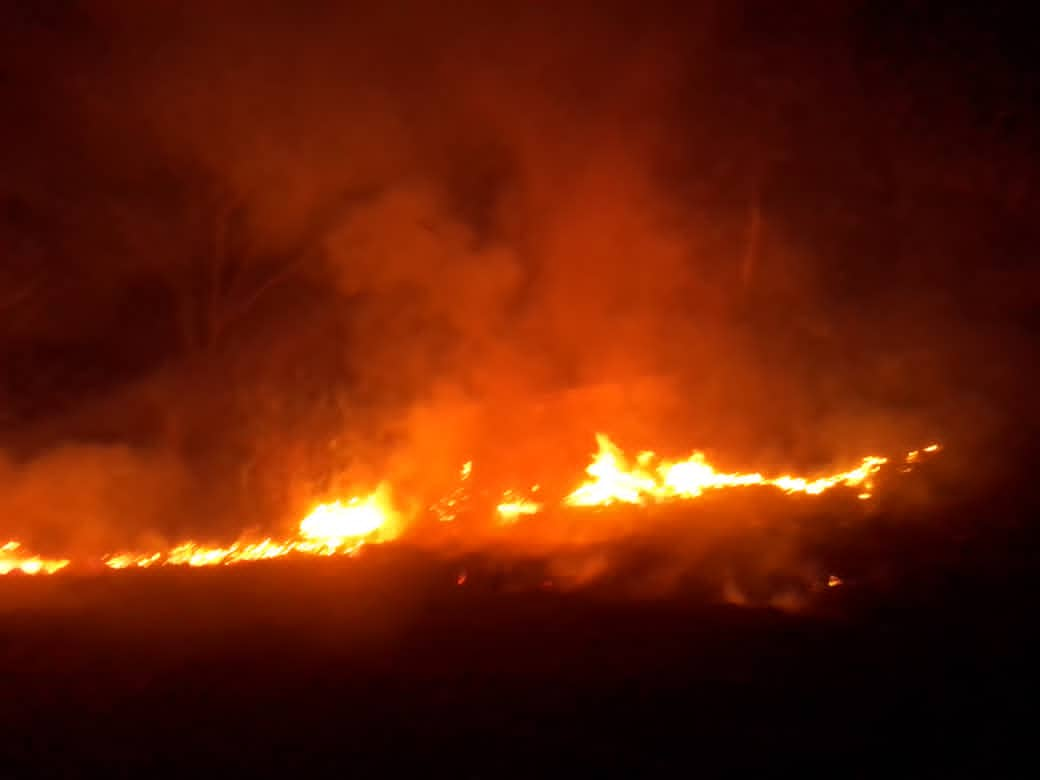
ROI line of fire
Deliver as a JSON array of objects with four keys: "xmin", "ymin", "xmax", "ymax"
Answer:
[{"xmin": 2, "ymin": 427, "xmax": 940, "ymax": 579}]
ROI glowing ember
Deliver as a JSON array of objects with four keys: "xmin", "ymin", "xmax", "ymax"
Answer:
[
  {"xmin": 0, "ymin": 541, "xmax": 70, "ymax": 576},
  {"xmin": 430, "ymin": 461, "xmax": 473, "ymax": 522},
  {"xmin": 906, "ymin": 443, "xmax": 942, "ymax": 464},
  {"xmin": 827, "ymin": 575, "xmax": 843, "ymax": 588}
]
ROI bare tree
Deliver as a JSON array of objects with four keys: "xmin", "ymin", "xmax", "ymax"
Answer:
[{"xmin": 99, "ymin": 168, "xmax": 377, "ymax": 356}]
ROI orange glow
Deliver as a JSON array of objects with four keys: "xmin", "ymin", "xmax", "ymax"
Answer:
[
  {"xmin": 4, "ymin": 437, "xmax": 941, "ymax": 577},
  {"xmin": 0, "ymin": 541, "xmax": 70, "ymax": 576},
  {"xmin": 496, "ymin": 489, "xmax": 543, "ymax": 523},
  {"xmin": 300, "ymin": 496, "xmax": 387, "ymax": 545},
  {"xmin": 430, "ymin": 461, "xmax": 473, "ymax": 523},
  {"xmin": 906, "ymin": 442, "xmax": 942, "ymax": 464},
  {"xmin": 100, "ymin": 487, "xmax": 395, "ymax": 571},
  {"xmin": 564, "ymin": 434, "xmax": 929, "ymax": 507},
  {"xmin": 103, "ymin": 552, "xmax": 163, "ymax": 569}
]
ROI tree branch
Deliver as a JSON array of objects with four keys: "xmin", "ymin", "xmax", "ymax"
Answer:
[
  {"xmin": 212, "ymin": 186, "xmax": 383, "ymax": 340},
  {"xmin": 741, "ymin": 176, "xmax": 762, "ymax": 290}
]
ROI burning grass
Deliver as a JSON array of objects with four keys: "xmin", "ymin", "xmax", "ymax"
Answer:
[{"xmin": 1, "ymin": 433, "xmax": 941, "ymax": 601}]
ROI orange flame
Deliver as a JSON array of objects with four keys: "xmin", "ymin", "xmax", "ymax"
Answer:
[
  {"xmin": 99, "ymin": 486, "xmax": 396, "ymax": 571},
  {"xmin": 298, "ymin": 491, "xmax": 392, "ymax": 553},
  {"xmin": 430, "ymin": 461, "xmax": 474, "ymax": 523},
  {"xmin": 0, "ymin": 541, "xmax": 70, "ymax": 575},
  {"xmin": 3, "ymin": 438, "xmax": 940, "ymax": 576},
  {"xmin": 565, "ymin": 434, "xmax": 935, "ymax": 507},
  {"xmin": 496, "ymin": 488, "xmax": 543, "ymax": 523}
]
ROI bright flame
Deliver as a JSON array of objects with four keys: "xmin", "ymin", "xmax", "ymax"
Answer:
[
  {"xmin": 0, "ymin": 541, "xmax": 70, "ymax": 576},
  {"xmin": 103, "ymin": 552, "xmax": 163, "ymax": 570},
  {"xmin": 564, "ymin": 434, "xmax": 925, "ymax": 507},
  {"xmin": 5, "ymin": 437, "xmax": 941, "ymax": 577},
  {"xmin": 430, "ymin": 462, "xmax": 473, "ymax": 523},
  {"xmin": 496, "ymin": 489, "xmax": 543, "ymax": 523},
  {"xmin": 299, "ymin": 492, "xmax": 391, "ymax": 551},
  {"xmin": 98, "ymin": 488, "xmax": 394, "ymax": 571}
]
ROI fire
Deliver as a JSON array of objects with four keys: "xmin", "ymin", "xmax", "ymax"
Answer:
[
  {"xmin": 98, "ymin": 487, "xmax": 395, "ymax": 571},
  {"xmin": 496, "ymin": 489, "xmax": 543, "ymax": 523},
  {"xmin": 565, "ymin": 434, "xmax": 934, "ymax": 507},
  {"xmin": 0, "ymin": 541, "xmax": 70, "ymax": 576},
  {"xmin": 160, "ymin": 539, "xmax": 307, "ymax": 568},
  {"xmin": 299, "ymin": 491, "xmax": 392, "ymax": 552},
  {"xmin": 3, "ymin": 437, "xmax": 941, "ymax": 577},
  {"xmin": 103, "ymin": 552, "xmax": 163, "ymax": 570},
  {"xmin": 905, "ymin": 443, "xmax": 942, "ymax": 464},
  {"xmin": 430, "ymin": 461, "xmax": 474, "ymax": 523}
]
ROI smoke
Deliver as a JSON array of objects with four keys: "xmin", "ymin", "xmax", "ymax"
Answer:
[
  {"xmin": 1, "ymin": 1, "xmax": 1035, "ymax": 550},
  {"xmin": 0, "ymin": 445, "xmax": 187, "ymax": 555}
]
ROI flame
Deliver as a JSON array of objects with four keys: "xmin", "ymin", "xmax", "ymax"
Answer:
[
  {"xmin": 3, "ymin": 437, "xmax": 941, "ymax": 577},
  {"xmin": 496, "ymin": 489, "xmax": 543, "ymax": 523},
  {"xmin": 298, "ymin": 492, "xmax": 391, "ymax": 552},
  {"xmin": 98, "ymin": 487, "xmax": 395, "ymax": 571},
  {"xmin": 905, "ymin": 443, "xmax": 942, "ymax": 464},
  {"xmin": 103, "ymin": 551, "xmax": 163, "ymax": 570},
  {"xmin": 159, "ymin": 539, "xmax": 306, "ymax": 568},
  {"xmin": 565, "ymin": 434, "xmax": 930, "ymax": 507},
  {"xmin": 0, "ymin": 541, "xmax": 70, "ymax": 576},
  {"xmin": 430, "ymin": 461, "xmax": 473, "ymax": 523}
]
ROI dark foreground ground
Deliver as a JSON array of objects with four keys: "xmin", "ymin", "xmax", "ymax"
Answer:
[{"xmin": 2, "ymin": 465, "xmax": 1037, "ymax": 777}]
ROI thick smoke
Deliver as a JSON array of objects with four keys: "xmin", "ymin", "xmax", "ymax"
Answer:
[
  {"xmin": 0, "ymin": 445, "xmax": 186, "ymax": 555},
  {"xmin": 1, "ymin": 1, "xmax": 1035, "ymax": 551}
]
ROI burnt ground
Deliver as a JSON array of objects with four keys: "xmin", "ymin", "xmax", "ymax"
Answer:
[{"xmin": 1, "ymin": 468, "xmax": 1037, "ymax": 777}]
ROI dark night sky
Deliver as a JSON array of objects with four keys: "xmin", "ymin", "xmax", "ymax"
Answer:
[{"xmin": 1, "ymin": 1, "xmax": 1037, "ymax": 543}]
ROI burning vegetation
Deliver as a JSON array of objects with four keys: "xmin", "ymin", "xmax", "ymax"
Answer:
[
  {"xmin": 1, "ymin": 434, "xmax": 940, "ymax": 579},
  {"xmin": 0, "ymin": 4, "xmax": 1035, "ymax": 777},
  {"xmin": 0, "ymin": 3, "xmax": 1032, "ymax": 608},
  {"xmin": 0, "ymin": 540, "xmax": 68, "ymax": 576}
]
